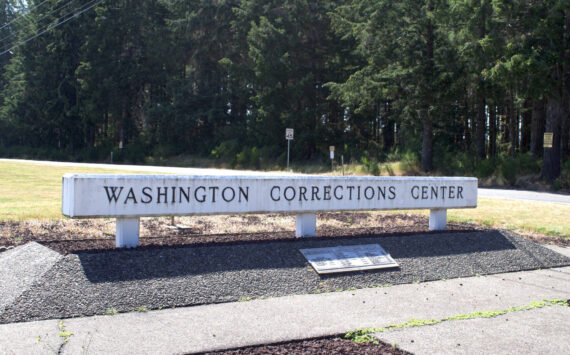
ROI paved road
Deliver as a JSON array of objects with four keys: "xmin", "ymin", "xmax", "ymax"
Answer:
[
  {"xmin": 478, "ymin": 188, "xmax": 570, "ymax": 204},
  {"xmin": 3, "ymin": 158, "xmax": 569, "ymax": 204}
]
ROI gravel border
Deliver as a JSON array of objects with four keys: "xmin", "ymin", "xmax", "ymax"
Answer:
[
  {"xmin": 0, "ymin": 242, "xmax": 62, "ymax": 314},
  {"xmin": 1, "ymin": 230, "xmax": 569, "ymax": 324}
]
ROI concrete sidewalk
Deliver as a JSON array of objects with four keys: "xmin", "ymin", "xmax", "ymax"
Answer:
[{"xmin": 1, "ymin": 262, "xmax": 569, "ymax": 355}]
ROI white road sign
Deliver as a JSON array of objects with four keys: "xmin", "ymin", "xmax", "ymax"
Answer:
[{"xmin": 285, "ymin": 128, "xmax": 294, "ymax": 140}]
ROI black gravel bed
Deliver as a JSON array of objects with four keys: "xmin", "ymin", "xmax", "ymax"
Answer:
[{"xmin": 1, "ymin": 230, "xmax": 568, "ymax": 324}]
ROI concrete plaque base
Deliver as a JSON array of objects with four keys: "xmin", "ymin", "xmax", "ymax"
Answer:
[{"xmin": 300, "ymin": 244, "xmax": 398, "ymax": 274}]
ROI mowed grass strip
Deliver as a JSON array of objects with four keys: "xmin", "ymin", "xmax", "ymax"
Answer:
[
  {"xmin": 0, "ymin": 161, "xmax": 568, "ymax": 239},
  {"xmin": 0, "ymin": 161, "xmax": 152, "ymax": 220},
  {"xmin": 449, "ymin": 197, "xmax": 570, "ymax": 238}
]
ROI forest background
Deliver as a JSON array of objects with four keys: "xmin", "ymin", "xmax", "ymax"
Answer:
[{"xmin": 0, "ymin": 0, "xmax": 569, "ymax": 188}]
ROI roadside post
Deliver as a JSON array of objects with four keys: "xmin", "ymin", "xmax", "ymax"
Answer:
[
  {"xmin": 286, "ymin": 128, "xmax": 294, "ymax": 170},
  {"xmin": 329, "ymin": 146, "xmax": 335, "ymax": 172}
]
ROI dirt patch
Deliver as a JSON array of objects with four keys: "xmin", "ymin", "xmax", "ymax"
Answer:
[
  {"xmin": 0, "ymin": 213, "xmax": 493, "ymax": 255},
  {"xmin": 1, "ymin": 212, "xmax": 567, "ymax": 254}
]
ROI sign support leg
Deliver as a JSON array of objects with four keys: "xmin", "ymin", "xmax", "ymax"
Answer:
[
  {"xmin": 296, "ymin": 213, "xmax": 316, "ymax": 237},
  {"xmin": 429, "ymin": 209, "xmax": 447, "ymax": 231},
  {"xmin": 287, "ymin": 140, "xmax": 290, "ymax": 171},
  {"xmin": 116, "ymin": 217, "xmax": 140, "ymax": 248}
]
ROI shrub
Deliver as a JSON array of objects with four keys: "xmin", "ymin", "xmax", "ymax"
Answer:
[
  {"xmin": 361, "ymin": 156, "xmax": 381, "ymax": 176},
  {"xmin": 399, "ymin": 151, "xmax": 420, "ymax": 175},
  {"xmin": 476, "ymin": 158, "xmax": 497, "ymax": 178}
]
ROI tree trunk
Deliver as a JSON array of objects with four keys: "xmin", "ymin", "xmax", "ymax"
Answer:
[
  {"xmin": 421, "ymin": 111, "xmax": 433, "ymax": 172},
  {"xmin": 520, "ymin": 99, "xmax": 531, "ymax": 153},
  {"xmin": 542, "ymin": 97, "xmax": 562, "ymax": 181},
  {"xmin": 530, "ymin": 98, "xmax": 545, "ymax": 157},
  {"xmin": 383, "ymin": 101, "xmax": 395, "ymax": 152},
  {"xmin": 476, "ymin": 94, "xmax": 486, "ymax": 158},
  {"xmin": 562, "ymin": 92, "xmax": 569, "ymax": 160},
  {"xmin": 421, "ymin": 1, "xmax": 435, "ymax": 172},
  {"xmin": 508, "ymin": 94, "xmax": 517, "ymax": 157},
  {"xmin": 489, "ymin": 104, "xmax": 497, "ymax": 157}
]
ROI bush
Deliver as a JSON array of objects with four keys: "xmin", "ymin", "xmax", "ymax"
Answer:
[
  {"xmin": 476, "ymin": 158, "xmax": 497, "ymax": 178},
  {"xmin": 554, "ymin": 160, "xmax": 570, "ymax": 190},
  {"xmin": 399, "ymin": 151, "xmax": 420, "ymax": 175},
  {"xmin": 361, "ymin": 156, "xmax": 381, "ymax": 176},
  {"xmin": 498, "ymin": 153, "xmax": 540, "ymax": 186}
]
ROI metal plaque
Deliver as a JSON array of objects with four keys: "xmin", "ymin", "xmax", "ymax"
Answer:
[
  {"xmin": 544, "ymin": 132, "xmax": 553, "ymax": 148},
  {"xmin": 300, "ymin": 244, "xmax": 398, "ymax": 274}
]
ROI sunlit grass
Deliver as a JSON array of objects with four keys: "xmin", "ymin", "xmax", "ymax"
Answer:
[
  {"xmin": 393, "ymin": 197, "xmax": 570, "ymax": 239},
  {"xmin": 0, "ymin": 161, "xmax": 148, "ymax": 220},
  {"xmin": 449, "ymin": 197, "xmax": 570, "ymax": 238},
  {"xmin": 0, "ymin": 161, "xmax": 568, "ymax": 239}
]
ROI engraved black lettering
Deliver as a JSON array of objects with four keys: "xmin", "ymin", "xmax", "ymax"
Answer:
[
  {"xmin": 157, "ymin": 187, "xmax": 167, "ymax": 203},
  {"xmin": 449, "ymin": 186, "xmax": 455, "ymax": 199},
  {"xmin": 239, "ymin": 187, "xmax": 249, "ymax": 202},
  {"xmin": 411, "ymin": 186, "xmax": 419, "ymax": 199},
  {"xmin": 457, "ymin": 186, "xmax": 464, "ymax": 199},
  {"xmin": 124, "ymin": 187, "xmax": 137, "ymax": 204},
  {"xmin": 299, "ymin": 186, "xmax": 308, "ymax": 201},
  {"xmin": 270, "ymin": 186, "xmax": 280, "ymax": 201},
  {"xmin": 179, "ymin": 187, "xmax": 190, "ymax": 203},
  {"xmin": 209, "ymin": 186, "xmax": 219, "ymax": 202},
  {"xmin": 222, "ymin": 187, "xmax": 235, "ymax": 202},
  {"xmin": 141, "ymin": 187, "xmax": 152, "ymax": 204},
  {"xmin": 431, "ymin": 186, "xmax": 438, "ymax": 199},
  {"xmin": 284, "ymin": 186, "xmax": 296, "ymax": 201},
  {"xmin": 378, "ymin": 186, "xmax": 386, "ymax": 200},
  {"xmin": 323, "ymin": 186, "xmax": 332, "ymax": 200},
  {"xmin": 195, "ymin": 186, "xmax": 206, "ymax": 203},
  {"xmin": 357, "ymin": 186, "xmax": 361, "ymax": 200},
  {"xmin": 364, "ymin": 186, "xmax": 374, "ymax": 200},
  {"xmin": 311, "ymin": 186, "xmax": 321, "ymax": 201},
  {"xmin": 421, "ymin": 186, "xmax": 428, "ymax": 199},
  {"xmin": 347, "ymin": 186, "xmax": 355, "ymax": 200},
  {"xmin": 440, "ymin": 186, "xmax": 447, "ymax": 200},
  {"xmin": 104, "ymin": 186, "xmax": 124, "ymax": 203},
  {"xmin": 171, "ymin": 187, "xmax": 176, "ymax": 203},
  {"xmin": 388, "ymin": 186, "xmax": 396, "ymax": 200},
  {"xmin": 334, "ymin": 186, "xmax": 344, "ymax": 200}
]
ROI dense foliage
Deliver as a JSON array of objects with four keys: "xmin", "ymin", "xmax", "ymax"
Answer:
[{"xmin": 0, "ymin": 0, "xmax": 568, "ymax": 182}]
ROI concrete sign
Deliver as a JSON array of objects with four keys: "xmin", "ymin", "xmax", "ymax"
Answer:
[
  {"xmin": 300, "ymin": 244, "xmax": 398, "ymax": 274},
  {"xmin": 63, "ymin": 175, "xmax": 477, "ymax": 218},
  {"xmin": 62, "ymin": 175, "xmax": 477, "ymax": 247}
]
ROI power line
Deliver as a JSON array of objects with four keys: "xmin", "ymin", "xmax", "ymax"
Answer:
[
  {"xmin": 0, "ymin": 0, "xmax": 52, "ymax": 31},
  {"xmin": 0, "ymin": 0, "xmax": 87, "ymax": 47},
  {"xmin": 0, "ymin": 0, "xmax": 106, "ymax": 56}
]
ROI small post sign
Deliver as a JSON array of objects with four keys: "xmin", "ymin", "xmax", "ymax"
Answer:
[
  {"xmin": 544, "ymin": 132, "xmax": 553, "ymax": 148},
  {"xmin": 286, "ymin": 128, "xmax": 294, "ymax": 170},
  {"xmin": 329, "ymin": 146, "xmax": 335, "ymax": 171}
]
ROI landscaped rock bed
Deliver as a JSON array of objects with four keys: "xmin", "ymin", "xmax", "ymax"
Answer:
[{"xmin": 1, "ymin": 213, "xmax": 569, "ymax": 354}]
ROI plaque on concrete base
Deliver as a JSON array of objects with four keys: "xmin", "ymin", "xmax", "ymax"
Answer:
[{"xmin": 300, "ymin": 244, "xmax": 398, "ymax": 274}]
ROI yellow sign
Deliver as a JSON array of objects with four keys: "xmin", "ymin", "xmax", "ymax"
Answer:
[
  {"xmin": 329, "ymin": 146, "xmax": 335, "ymax": 152},
  {"xmin": 544, "ymin": 132, "xmax": 553, "ymax": 148}
]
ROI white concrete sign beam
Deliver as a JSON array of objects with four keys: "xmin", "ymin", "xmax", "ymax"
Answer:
[{"xmin": 62, "ymin": 175, "xmax": 477, "ymax": 247}]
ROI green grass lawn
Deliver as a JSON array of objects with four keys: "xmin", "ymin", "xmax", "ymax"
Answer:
[
  {"xmin": 0, "ymin": 160, "xmax": 568, "ymax": 239},
  {"xmin": 0, "ymin": 161, "xmax": 142, "ymax": 220}
]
